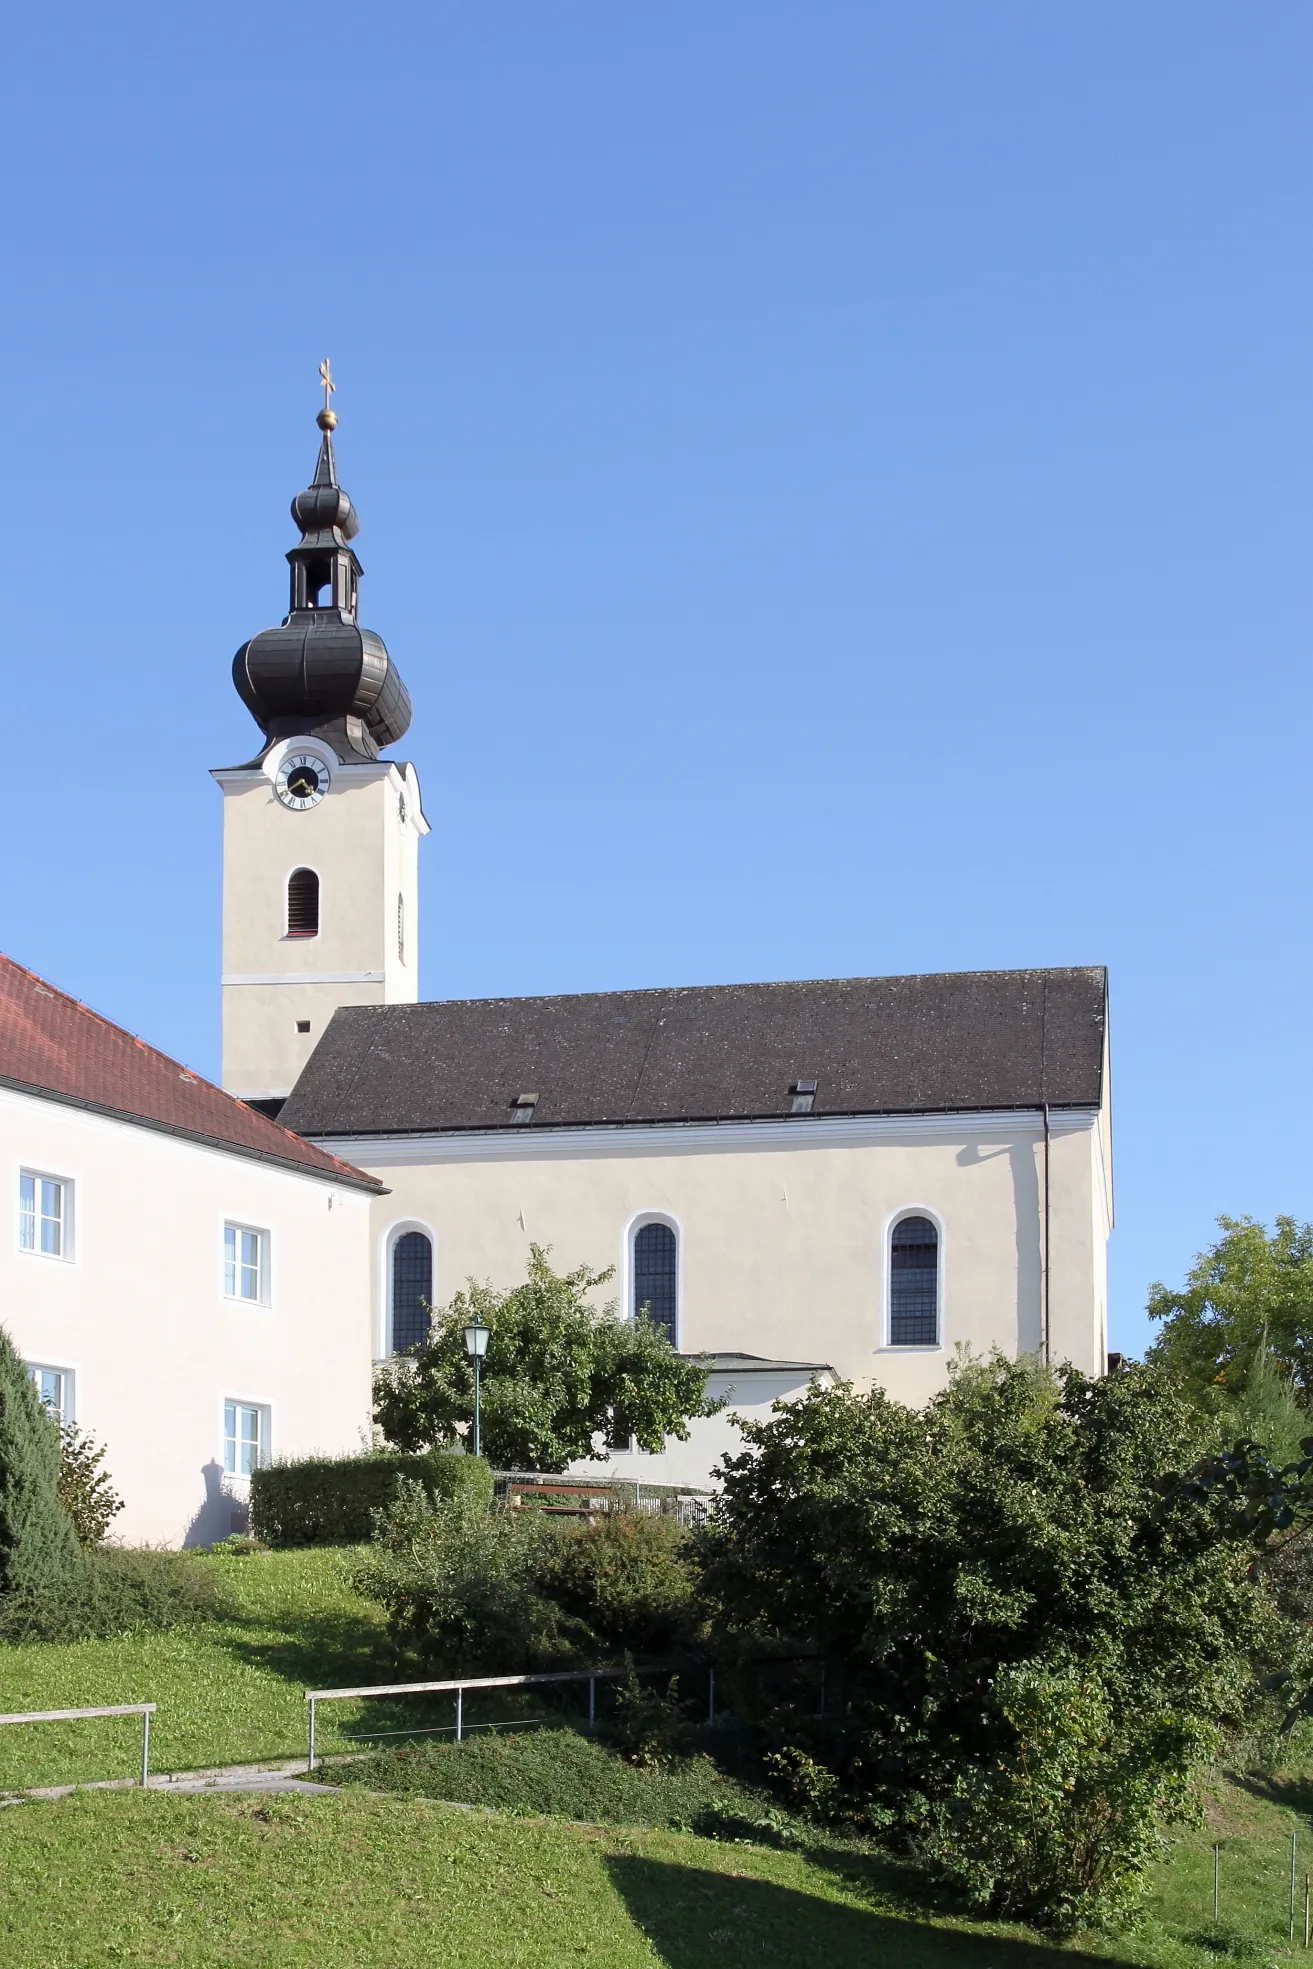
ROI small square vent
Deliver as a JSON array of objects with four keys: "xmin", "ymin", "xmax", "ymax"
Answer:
[
  {"xmin": 790, "ymin": 1078, "xmax": 818, "ymax": 1115},
  {"xmin": 511, "ymin": 1092, "xmax": 538, "ymax": 1125}
]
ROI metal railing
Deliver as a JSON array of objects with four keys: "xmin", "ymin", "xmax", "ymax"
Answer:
[
  {"xmin": 304, "ymin": 1666, "xmax": 638, "ymax": 1771},
  {"xmin": 0, "ymin": 1703, "xmax": 156, "ymax": 1787}
]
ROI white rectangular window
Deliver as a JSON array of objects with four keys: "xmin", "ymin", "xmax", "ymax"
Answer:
[
  {"xmin": 223, "ymin": 1223, "xmax": 267, "ymax": 1303},
  {"xmin": 26, "ymin": 1364, "xmax": 72, "ymax": 1423},
  {"xmin": 19, "ymin": 1172, "xmax": 70, "ymax": 1259},
  {"xmin": 223, "ymin": 1401, "xmax": 268, "ymax": 1477}
]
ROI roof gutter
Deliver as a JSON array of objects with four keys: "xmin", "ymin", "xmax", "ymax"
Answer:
[{"xmin": 0, "ymin": 1074, "xmax": 387, "ymax": 1194}]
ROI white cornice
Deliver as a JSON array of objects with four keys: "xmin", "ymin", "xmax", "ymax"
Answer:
[
  {"xmin": 223, "ymin": 971, "xmax": 386, "ymax": 987},
  {"xmin": 308, "ymin": 1106, "xmax": 1101, "ymax": 1167}
]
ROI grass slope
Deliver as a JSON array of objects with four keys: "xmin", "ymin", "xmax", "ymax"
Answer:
[
  {"xmin": 0, "ymin": 1787, "xmax": 1129, "ymax": 1969},
  {"xmin": 0, "ymin": 1549, "xmax": 389, "ymax": 1788},
  {"xmin": 332, "ymin": 1726, "xmax": 783, "ymax": 1834}
]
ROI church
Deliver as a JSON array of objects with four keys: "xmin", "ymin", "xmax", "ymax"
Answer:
[
  {"xmin": 2, "ymin": 385, "xmax": 1112, "ymax": 1539},
  {"xmin": 217, "ymin": 389, "xmax": 1112, "ymax": 1486}
]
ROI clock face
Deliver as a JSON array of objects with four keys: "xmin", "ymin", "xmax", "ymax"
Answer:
[{"xmin": 275, "ymin": 754, "xmax": 330, "ymax": 811}]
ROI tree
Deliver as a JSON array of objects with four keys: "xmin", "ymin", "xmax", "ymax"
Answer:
[
  {"xmin": 57, "ymin": 1424, "xmax": 124, "ymax": 1545},
  {"xmin": 0, "ymin": 1327, "xmax": 83, "ymax": 1599},
  {"xmin": 373, "ymin": 1244, "xmax": 720, "ymax": 1471},
  {"xmin": 1147, "ymin": 1215, "xmax": 1313, "ymax": 1410},
  {"xmin": 698, "ymin": 1354, "xmax": 1283, "ymax": 1927}
]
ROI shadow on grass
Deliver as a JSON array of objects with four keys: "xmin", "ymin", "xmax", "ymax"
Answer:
[
  {"xmin": 213, "ymin": 1606, "xmax": 387, "ymax": 1687},
  {"xmin": 1223, "ymin": 1768, "xmax": 1313, "ymax": 1821},
  {"xmin": 604, "ymin": 1855, "xmax": 1119, "ymax": 1969}
]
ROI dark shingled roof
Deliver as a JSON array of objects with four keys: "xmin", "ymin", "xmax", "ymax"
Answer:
[
  {"xmin": 0, "ymin": 953, "xmax": 382, "ymax": 1190},
  {"xmin": 280, "ymin": 967, "xmax": 1107, "ymax": 1139}
]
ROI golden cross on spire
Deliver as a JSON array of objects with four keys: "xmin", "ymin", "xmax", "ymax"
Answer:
[{"xmin": 316, "ymin": 357, "xmax": 338, "ymax": 432}]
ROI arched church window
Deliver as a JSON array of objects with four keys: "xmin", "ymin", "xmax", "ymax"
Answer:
[
  {"xmin": 632, "ymin": 1221, "xmax": 678, "ymax": 1346},
  {"xmin": 286, "ymin": 868, "xmax": 319, "ymax": 939},
  {"xmin": 391, "ymin": 1231, "xmax": 433, "ymax": 1354},
  {"xmin": 889, "ymin": 1215, "xmax": 939, "ymax": 1346}
]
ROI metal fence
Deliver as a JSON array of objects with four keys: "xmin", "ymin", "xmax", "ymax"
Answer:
[{"xmin": 0, "ymin": 1703, "xmax": 155, "ymax": 1788}]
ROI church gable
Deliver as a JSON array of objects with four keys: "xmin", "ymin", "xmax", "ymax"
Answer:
[{"xmin": 278, "ymin": 965, "xmax": 1107, "ymax": 1138}]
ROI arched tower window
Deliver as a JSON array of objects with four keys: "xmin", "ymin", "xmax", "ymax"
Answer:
[
  {"xmin": 286, "ymin": 868, "xmax": 319, "ymax": 938},
  {"xmin": 632, "ymin": 1220, "xmax": 678, "ymax": 1346},
  {"xmin": 391, "ymin": 1231, "xmax": 433, "ymax": 1354},
  {"xmin": 889, "ymin": 1215, "xmax": 940, "ymax": 1346}
]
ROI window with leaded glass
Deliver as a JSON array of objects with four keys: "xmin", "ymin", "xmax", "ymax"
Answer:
[
  {"xmin": 391, "ymin": 1231, "xmax": 433, "ymax": 1353},
  {"xmin": 889, "ymin": 1215, "xmax": 939, "ymax": 1346},
  {"xmin": 632, "ymin": 1221, "xmax": 678, "ymax": 1346}
]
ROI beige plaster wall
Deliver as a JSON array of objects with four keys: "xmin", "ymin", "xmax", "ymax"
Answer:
[
  {"xmin": 215, "ymin": 747, "xmax": 424, "ymax": 1098},
  {"xmin": 0, "ymin": 1086, "xmax": 374, "ymax": 1546},
  {"xmin": 330, "ymin": 1111, "xmax": 1108, "ymax": 1433}
]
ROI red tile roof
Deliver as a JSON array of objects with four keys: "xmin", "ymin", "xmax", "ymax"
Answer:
[{"xmin": 0, "ymin": 953, "xmax": 382, "ymax": 1191}]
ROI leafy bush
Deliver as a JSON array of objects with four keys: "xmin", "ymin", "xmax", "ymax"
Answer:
[
  {"xmin": 373, "ymin": 1244, "xmax": 718, "ymax": 1470},
  {"xmin": 698, "ymin": 1354, "xmax": 1290, "ymax": 1927},
  {"xmin": 610, "ymin": 1665, "xmax": 693, "ymax": 1767},
  {"xmin": 921, "ymin": 1660, "xmax": 1214, "ymax": 1931},
  {"xmin": 329, "ymin": 1724, "xmax": 781, "ymax": 1835},
  {"xmin": 353, "ymin": 1478, "xmax": 590, "ymax": 1674},
  {"xmin": 537, "ymin": 1509, "xmax": 698, "ymax": 1656},
  {"xmin": 0, "ymin": 1326, "xmax": 83, "ymax": 1601},
  {"xmin": 251, "ymin": 1451, "xmax": 492, "ymax": 1546},
  {"xmin": 0, "ymin": 1545, "xmax": 221, "ymax": 1642},
  {"xmin": 57, "ymin": 1424, "xmax": 123, "ymax": 1545}
]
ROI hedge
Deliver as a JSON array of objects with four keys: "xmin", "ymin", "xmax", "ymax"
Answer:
[{"xmin": 249, "ymin": 1452, "xmax": 493, "ymax": 1547}]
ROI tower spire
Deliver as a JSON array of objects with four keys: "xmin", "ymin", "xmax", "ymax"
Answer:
[{"xmin": 229, "ymin": 370, "xmax": 412, "ymax": 764}]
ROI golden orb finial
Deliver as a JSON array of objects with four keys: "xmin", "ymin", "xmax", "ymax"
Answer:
[{"xmin": 317, "ymin": 356, "xmax": 336, "ymax": 431}]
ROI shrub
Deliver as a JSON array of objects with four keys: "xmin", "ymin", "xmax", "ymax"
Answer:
[
  {"xmin": 353, "ymin": 1478, "xmax": 590, "ymax": 1674},
  {"xmin": 0, "ymin": 1545, "xmax": 221, "ymax": 1642},
  {"xmin": 537, "ymin": 1508, "xmax": 699, "ymax": 1656},
  {"xmin": 57, "ymin": 1424, "xmax": 123, "ymax": 1545},
  {"xmin": 921, "ymin": 1661, "xmax": 1215, "ymax": 1931},
  {"xmin": 610, "ymin": 1664, "xmax": 693, "ymax": 1768},
  {"xmin": 250, "ymin": 1451, "xmax": 492, "ymax": 1546},
  {"xmin": 698, "ymin": 1354, "xmax": 1288, "ymax": 1925},
  {"xmin": 329, "ymin": 1725, "xmax": 782, "ymax": 1835},
  {"xmin": 0, "ymin": 1326, "xmax": 83, "ymax": 1601}
]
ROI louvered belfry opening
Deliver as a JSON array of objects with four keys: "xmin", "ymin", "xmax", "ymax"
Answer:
[{"xmin": 286, "ymin": 868, "xmax": 320, "ymax": 938}]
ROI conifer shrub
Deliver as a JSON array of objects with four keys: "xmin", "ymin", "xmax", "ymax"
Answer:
[{"xmin": 0, "ymin": 1326, "xmax": 83, "ymax": 1603}]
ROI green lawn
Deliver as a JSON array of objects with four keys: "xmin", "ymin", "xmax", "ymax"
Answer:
[
  {"xmin": 0, "ymin": 1549, "xmax": 390, "ymax": 1788},
  {"xmin": 0, "ymin": 1786, "xmax": 1160, "ymax": 1969},
  {"xmin": 5, "ymin": 1547, "xmax": 1313, "ymax": 1967}
]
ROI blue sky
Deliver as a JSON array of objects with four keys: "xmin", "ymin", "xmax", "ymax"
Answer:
[{"xmin": 2, "ymin": 4, "xmax": 1309, "ymax": 1358}]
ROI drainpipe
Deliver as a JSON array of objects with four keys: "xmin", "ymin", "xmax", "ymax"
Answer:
[{"xmin": 1042, "ymin": 1102, "xmax": 1052, "ymax": 1366}]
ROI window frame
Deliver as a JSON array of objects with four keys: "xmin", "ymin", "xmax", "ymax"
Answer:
[
  {"xmin": 26, "ymin": 1361, "xmax": 75, "ymax": 1424},
  {"xmin": 881, "ymin": 1206, "xmax": 945, "ymax": 1352},
  {"xmin": 222, "ymin": 1220, "xmax": 270, "ymax": 1307},
  {"xmin": 624, "ymin": 1210, "xmax": 682, "ymax": 1352},
  {"xmin": 385, "ymin": 1220, "xmax": 436, "ymax": 1358},
  {"xmin": 221, "ymin": 1397, "xmax": 272, "ymax": 1479},
  {"xmin": 18, "ymin": 1169, "xmax": 74, "ymax": 1262}
]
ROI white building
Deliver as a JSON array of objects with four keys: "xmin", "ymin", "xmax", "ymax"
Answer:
[{"xmin": 0, "ymin": 953, "xmax": 379, "ymax": 1544}]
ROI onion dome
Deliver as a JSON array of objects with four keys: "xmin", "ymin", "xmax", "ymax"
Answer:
[{"xmin": 232, "ymin": 383, "xmax": 412, "ymax": 763}]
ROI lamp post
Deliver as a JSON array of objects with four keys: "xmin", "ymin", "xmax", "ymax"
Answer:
[{"xmin": 461, "ymin": 1317, "xmax": 490, "ymax": 1458}]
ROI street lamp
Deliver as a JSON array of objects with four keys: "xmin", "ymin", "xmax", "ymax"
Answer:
[{"xmin": 461, "ymin": 1317, "xmax": 490, "ymax": 1458}]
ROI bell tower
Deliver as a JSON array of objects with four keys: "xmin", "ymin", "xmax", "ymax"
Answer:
[{"xmin": 213, "ymin": 369, "xmax": 428, "ymax": 1115}]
